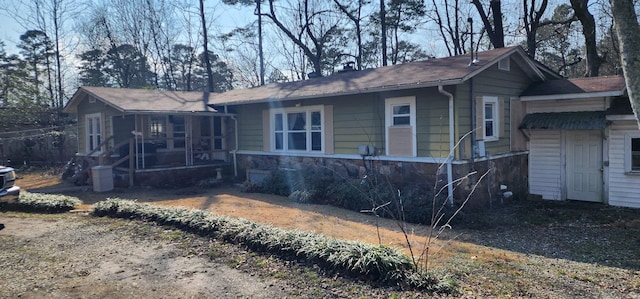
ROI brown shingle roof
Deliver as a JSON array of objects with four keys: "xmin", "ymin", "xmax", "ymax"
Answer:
[
  {"xmin": 66, "ymin": 87, "xmax": 218, "ymax": 114},
  {"xmin": 521, "ymin": 75, "xmax": 626, "ymax": 98},
  {"xmin": 208, "ymin": 46, "xmax": 545, "ymax": 105},
  {"xmin": 66, "ymin": 46, "xmax": 550, "ymax": 112}
]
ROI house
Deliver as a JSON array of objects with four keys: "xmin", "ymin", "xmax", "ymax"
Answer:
[
  {"xmin": 66, "ymin": 46, "xmax": 563, "ymax": 205},
  {"xmin": 520, "ymin": 75, "xmax": 640, "ymax": 208},
  {"xmin": 64, "ymin": 87, "xmax": 234, "ymax": 186}
]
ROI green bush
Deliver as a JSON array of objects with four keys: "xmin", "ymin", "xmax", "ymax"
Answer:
[
  {"xmin": 91, "ymin": 199, "xmax": 443, "ymax": 288},
  {"xmin": 0, "ymin": 191, "xmax": 82, "ymax": 213}
]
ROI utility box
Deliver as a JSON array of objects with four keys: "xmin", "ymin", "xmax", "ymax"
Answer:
[{"xmin": 92, "ymin": 165, "xmax": 114, "ymax": 192}]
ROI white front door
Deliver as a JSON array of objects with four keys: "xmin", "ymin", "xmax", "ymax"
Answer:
[{"xmin": 566, "ymin": 130, "xmax": 603, "ymax": 202}]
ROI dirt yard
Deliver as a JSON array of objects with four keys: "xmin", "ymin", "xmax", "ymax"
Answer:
[{"xmin": 2, "ymin": 170, "xmax": 640, "ymax": 298}]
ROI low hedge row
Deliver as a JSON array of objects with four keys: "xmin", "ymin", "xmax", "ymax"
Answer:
[
  {"xmin": 92, "ymin": 199, "xmax": 441, "ymax": 289},
  {"xmin": 0, "ymin": 192, "xmax": 82, "ymax": 213}
]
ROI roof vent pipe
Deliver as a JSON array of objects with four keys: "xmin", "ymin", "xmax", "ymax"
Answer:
[{"xmin": 468, "ymin": 17, "xmax": 475, "ymax": 66}]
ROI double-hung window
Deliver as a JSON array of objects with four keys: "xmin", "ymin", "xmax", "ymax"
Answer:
[
  {"xmin": 483, "ymin": 96, "xmax": 499, "ymax": 141},
  {"xmin": 85, "ymin": 113, "xmax": 102, "ymax": 153},
  {"xmin": 271, "ymin": 106, "xmax": 323, "ymax": 152},
  {"xmin": 625, "ymin": 133, "xmax": 640, "ymax": 173}
]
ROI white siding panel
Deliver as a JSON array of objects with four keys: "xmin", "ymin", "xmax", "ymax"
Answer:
[
  {"xmin": 529, "ymin": 130, "xmax": 563, "ymax": 200},
  {"xmin": 527, "ymin": 98, "xmax": 606, "ymax": 113},
  {"xmin": 608, "ymin": 120, "xmax": 640, "ymax": 208}
]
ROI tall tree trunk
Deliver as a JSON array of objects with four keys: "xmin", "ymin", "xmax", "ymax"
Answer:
[
  {"xmin": 472, "ymin": 0, "xmax": 504, "ymax": 49},
  {"xmin": 257, "ymin": 0, "xmax": 265, "ymax": 85},
  {"xmin": 199, "ymin": 0, "xmax": 215, "ymax": 92},
  {"xmin": 380, "ymin": 0, "xmax": 387, "ymax": 66},
  {"xmin": 53, "ymin": 0, "xmax": 64, "ymax": 108},
  {"xmin": 611, "ymin": 0, "xmax": 640, "ymax": 128},
  {"xmin": 571, "ymin": 0, "xmax": 602, "ymax": 77}
]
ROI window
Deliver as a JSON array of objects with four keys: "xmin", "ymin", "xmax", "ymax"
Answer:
[
  {"xmin": 483, "ymin": 97, "xmax": 499, "ymax": 140},
  {"xmin": 392, "ymin": 104, "xmax": 411, "ymax": 125},
  {"xmin": 385, "ymin": 96, "xmax": 416, "ymax": 157},
  {"xmin": 85, "ymin": 113, "xmax": 102, "ymax": 153},
  {"xmin": 270, "ymin": 106, "xmax": 323, "ymax": 152},
  {"xmin": 625, "ymin": 133, "xmax": 640, "ymax": 173},
  {"xmin": 150, "ymin": 115, "xmax": 167, "ymax": 149}
]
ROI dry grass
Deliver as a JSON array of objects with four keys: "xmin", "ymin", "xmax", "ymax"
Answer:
[{"xmin": 15, "ymin": 170, "xmax": 640, "ymax": 297}]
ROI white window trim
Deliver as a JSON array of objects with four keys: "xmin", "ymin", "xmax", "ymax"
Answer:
[
  {"xmin": 85, "ymin": 112, "xmax": 102, "ymax": 154},
  {"xmin": 269, "ymin": 105, "xmax": 324, "ymax": 153},
  {"xmin": 624, "ymin": 132, "xmax": 640, "ymax": 174},
  {"xmin": 385, "ymin": 96, "xmax": 417, "ymax": 156},
  {"xmin": 483, "ymin": 96, "xmax": 499, "ymax": 141}
]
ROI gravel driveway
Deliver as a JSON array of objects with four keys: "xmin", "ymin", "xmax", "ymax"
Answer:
[{"xmin": 0, "ymin": 213, "xmax": 300, "ymax": 298}]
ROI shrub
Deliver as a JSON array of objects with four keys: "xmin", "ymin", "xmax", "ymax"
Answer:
[
  {"xmin": 0, "ymin": 191, "xmax": 82, "ymax": 213},
  {"xmin": 91, "ymin": 199, "xmax": 444, "ymax": 289},
  {"xmin": 259, "ymin": 170, "xmax": 294, "ymax": 196},
  {"xmin": 288, "ymin": 189, "xmax": 316, "ymax": 203}
]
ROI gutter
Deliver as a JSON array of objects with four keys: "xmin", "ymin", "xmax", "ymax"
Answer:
[{"xmin": 438, "ymin": 85, "xmax": 455, "ymax": 205}]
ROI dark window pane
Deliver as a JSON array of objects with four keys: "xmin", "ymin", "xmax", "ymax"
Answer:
[
  {"xmin": 485, "ymin": 104, "xmax": 493, "ymax": 119},
  {"xmin": 311, "ymin": 111, "xmax": 321, "ymax": 130},
  {"xmin": 288, "ymin": 112, "xmax": 306, "ymax": 130},
  {"xmin": 213, "ymin": 117, "xmax": 222, "ymax": 136},
  {"xmin": 214, "ymin": 138, "xmax": 222, "ymax": 150},
  {"xmin": 393, "ymin": 116, "xmax": 410, "ymax": 126},
  {"xmin": 311, "ymin": 132, "xmax": 321, "ymax": 151},
  {"xmin": 274, "ymin": 113, "xmax": 283, "ymax": 131},
  {"xmin": 485, "ymin": 120, "xmax": 494, "ymax": 137},
  {"xmin": 275, "ymin": 132, "xmax": 283, "ymax": 150},
  {"xmin": 393, "ymin": 105, "xmax": 410, "ymax": 115},
  {"xmin": 632, "ymin": 138, "xmax": 640, "ymax": 171},
  {"xmin": 288, "ymin": 132, "xmax": 306, "ymax": 150}
]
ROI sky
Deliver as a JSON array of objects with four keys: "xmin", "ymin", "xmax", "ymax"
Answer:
[{"xmin": 0, "ymin": 0, "xmax": 257, "ymax": 56}]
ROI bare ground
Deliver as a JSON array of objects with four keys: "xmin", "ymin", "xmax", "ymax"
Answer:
[{"xmin": 2, "ymin": 170, "xmax": 640, "ymax": 298}]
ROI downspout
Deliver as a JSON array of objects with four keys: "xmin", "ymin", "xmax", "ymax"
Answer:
[
  {"xmin": 232, "ymin": 116, "xmax": 238, "ymax": 177},
  {"xmin": 438, "ymin": 85, "xmax": 455, "ymax": 205},
  {"xmin": 469, "ymin": 77, "xmax": 475, "ymax": 163}
]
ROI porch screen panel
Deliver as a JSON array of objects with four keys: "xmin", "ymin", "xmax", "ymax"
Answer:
[{"xmin": 172, "ymin": 116, "xmax": 185, "ymax": 148}]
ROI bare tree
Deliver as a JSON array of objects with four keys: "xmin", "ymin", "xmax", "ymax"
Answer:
[
  {"xmin": 333, "ymin": 0, "xmax": 369, "ymax": 70},
  {"xmin": 471, "ymin": 0, "xmax": 504, "ymax": 49},
  {"xmin": 570, "ymin": 0, "xmax": 603, "ymax": 76},
  {"xmin": 199, "ymin": 0, "xmax": 215, "ymax": 92},
  {"xmin": 1, "ymin": 0, "xmax": 76, "ymax": 107},
  {"xmin": 258, "ymin": 0, "xmax": 344, "ymax": 77},
  {"xmin": 522, "ymin": 0, "xmax": 549, "ymax": 58},
  {"xmin": 611, "ymin": 0, "xmax": 640, "ymax": 127},
  {"xmin": 429, "ymin": 0, "xmax": 472, "ymax": 56}
]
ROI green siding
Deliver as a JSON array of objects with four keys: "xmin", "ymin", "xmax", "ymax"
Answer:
[
  {"xmin": 454, "ymin": 60, "xmax": 536, "ymax": 157},
  {"xmin": 416, "ymin": 91, "xmax": 450, "ymax": 158},
  {"xmin": 473, "ymin": 62, "xmax": 531, "ymax": 155},
  {"xmin": 236, "ymin": 104, "xmax": 267, "ymax": 151},
  {"xmin": 235, "ymin": 56, "xmax": 538, "ymax": 159},
  {"xmin": 332, "ymin": 94, "xmax": 383, "ymax": 154},
  {"xmin": 76, "ymin": 95, "xmax": 122, "ymax": 153}
]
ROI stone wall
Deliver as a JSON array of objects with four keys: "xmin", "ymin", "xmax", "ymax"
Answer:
[{"xmin": 237, "ymin": 153, "xmax": 528, "ymax": 208}]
